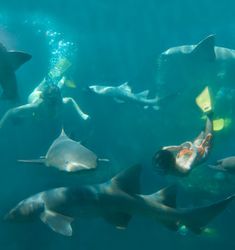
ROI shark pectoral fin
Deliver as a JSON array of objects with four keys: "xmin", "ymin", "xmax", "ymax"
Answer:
[
  {"xmin": 191, "ymin": 34, "xmax": 216, "ymax": 61},
  {"xmin": 149, "ymin": 185, "xmax": 177, "ymax": 208},
  {"xmin": 98, "ymin": 158, "xmax": 110, "ymax": 164},
  {"xmin": 18, "ymin": 159, "xmax": 45, "ymax": 164},
  {"xmin": 114, "ymin": 98, "xmax": 125, "ymax": 104},
  {"xmin": 103, "ymin": 212, "xmax": 132, "ymax": 229},
  {"xmin": 136, "ymin": 90, "xmax": 149, "ymax": 98},
  {"xmin": 7, "ymin": 51, "xmax": 32, "ymax": 71},
  {"xmin": 40, "ymin": 210, "xmax": 74, "ymax": 237}
]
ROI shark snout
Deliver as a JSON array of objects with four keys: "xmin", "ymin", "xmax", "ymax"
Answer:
[
  {"xmin": 4, "ymin": 204, "xmax": 25, "ymax": 221},
  {"xmin": 4, "ymin": 210, "xmax": 15, "ymax": 221},
  {"xmin": 88, "ymin": 85, "xmax": 108, "ymax": 94},
  {"xmin": 88, "ymin": 85, "xmax": 100, "ymax": 93}
]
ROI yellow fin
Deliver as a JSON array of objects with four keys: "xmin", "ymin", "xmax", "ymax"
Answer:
[
  {"xmin": 49, "ymin": 58, "xmax": 72, "ymax": 79},
  {"xmin": 196, "ymin": 86, "xmax": 212, "ymax": 113},
  {"xmin": 65, "ymin": 80, "xmax": 76, "ymax": 88},
  {"xmin": 213, "ymin": 118, "xmax": 225, "ymax": 131}
]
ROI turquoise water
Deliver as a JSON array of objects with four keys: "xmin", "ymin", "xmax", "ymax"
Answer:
[{"xmin": 1, "ymin": 1, "xmax": 235, "ymax": 249}]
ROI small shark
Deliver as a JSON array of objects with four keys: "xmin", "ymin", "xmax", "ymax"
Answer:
[
  {"xmin": 0, "ymin": 42, "xmax": 32, "ymax": 100},
  {"xmin": 5, "ymin": 165, "xmax": 234, "ymax": 236},
  {"xmin": 209, "ymin": 156, "xmax": 235, "ymax": 173},
  {"xmin": 89, "ymin": 82, "xmax": 161, "ymax": 110},
  {"xmin": 157, "ymin": 35, "xmax": 235, "ymax": 96},
  {"xmin": 18, "ymin": 129, "xmax": 108, "ymax": 173}
]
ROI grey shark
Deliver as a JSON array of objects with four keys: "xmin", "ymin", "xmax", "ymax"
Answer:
[
  {"xmin": 209, "ymin": 156, "xmax": 235, "ymax": 173},
  {"xmin": 0, "ymin": 42, "xmax": 32, "ymax": 100},
  {"xmin": 18, "ymin": 129, "xmax": 108, "ymax": 173},
  {"xmin": 5, "ymin": 165, "xmax": 234, "ymax": 236},
  {"xmin": 89, "ymin": 82, "xmax": 161, "ymax": 110},
  {"xmin": 157, "ymin": 35, "xmax": 235, "ymax": 97}
]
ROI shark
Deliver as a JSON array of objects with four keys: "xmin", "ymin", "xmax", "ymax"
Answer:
[
  {"xmin": 0, "ymin": 42, "xmax": 32, "ymax": 100},
  {"xmin": 209, "ymin": 156, "xmax": 235, "ymax": 173},
  {"xmin": 4, "ymin": 165, "xmax": 234, "ymax": 236},
  {"xmin": 89, "ymin": 82, "xmax": 161, "ymax": 110},
  {"xmin": 156, "ymin": 34, "xmax": 235, "ymax": 103},
  {"xmin": 18, "ymin": 129, "xmax": 108, "ymax": 173}
]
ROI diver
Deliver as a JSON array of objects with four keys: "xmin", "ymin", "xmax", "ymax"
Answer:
[
  {"xmin": 0, "ymin": 76, "xmax": 90, "ymax": 128},
  {"xmin": 153, "ymin": 87, "xmax": 215, "ymax": 176}
]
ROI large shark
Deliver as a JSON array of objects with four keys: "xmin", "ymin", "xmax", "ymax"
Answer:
[
  {"xmin": 5, "ymin": 165, "xmax": 234, "ymax": 236},
  {"xmin": 157, "ymin": 35, "xmax": 235, "ymax": 97},
  {"xmin": 0, "ymin": 42, "xmax": 32, "ymax": 100},
  {"xmin": 89, "ymin": 82, "xmax": 161, "ymax": 110}
]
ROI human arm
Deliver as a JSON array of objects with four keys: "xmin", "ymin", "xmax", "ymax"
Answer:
[
  {"xmin": 162, "ymin": 145, "xmax": 183, "ymax": 152},
  {"xmin": 0, "ymin": 103, "xmax": 38, "ymax": 128},
  {"xmin": 63, "ymin": 97, "xmax": 90, "ymax": 121},
  {"xmin": 163, "ymin": 141, "xmax": 193, "ymax": 152}
]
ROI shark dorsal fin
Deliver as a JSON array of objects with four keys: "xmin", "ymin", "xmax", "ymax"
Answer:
[
  {"xmin": 149, "ymin": 185, "xmax": 177, "ymax": 208},
  {"xmin": 111, "ymin": 165, "xmax": 142, "ymax": 194},
  {"xmin": 191, "ymin": 35, "xmax": 216, "ymax": 61},
  {"xmin": 60, "ymin": 128, "xmax": 67, "ymax": 137},
  {"xmin": 7, "ymin": 51, "xmax": 32, "ymax": 71},
  {"xmin": 118, "ymin": 82, "xmax": 132, "ymax": 93}
]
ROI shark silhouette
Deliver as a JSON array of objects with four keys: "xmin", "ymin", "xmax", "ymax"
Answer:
[
  {"xmin": 5, "ymin": 165, "xmax": 234, "ymax": 236},
  {"xmin": 0, "ymin": 42, "xmax": 31, "ymax": 100},
  {"xmin": 157, "ymin": 34, "xmax": 235, "ymax": 96},
  {"xmin": 89, "ymin": 82, "xmax": 161, "ymax": 110},
  {"xmin": 209, "ymin": 156, "xmax": 235, "ymax": 173}
]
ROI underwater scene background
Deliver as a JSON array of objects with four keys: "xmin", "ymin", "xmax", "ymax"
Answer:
[{"xmin": 1, "ymin": 0, "xmax": 235, "ymax": 249}]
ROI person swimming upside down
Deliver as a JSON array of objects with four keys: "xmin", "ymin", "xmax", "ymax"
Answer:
[
  {"xmin": 153, "ymin": 87, "xmax": 214, "ymax": 176},
  {"xmin": 0, "ymin": 76, "xmax": 90, "ymax": 128}
]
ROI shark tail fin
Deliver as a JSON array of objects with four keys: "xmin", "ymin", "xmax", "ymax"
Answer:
[
  {"xmin": 111, "ymin": 165, "xmax": 142, "ymax": 194},
  {"xmin": 7, "ymin": 51, "xmax": 32, "ymax": 71},
  {"xmin": 156, "ymin": 90, "xmax": 180, "ymax": 106},
  {"xmin": 18, "ymin": 158, "xmax": 45, "ymax": 164},
  {"xmin": 136, "ymin": 90, "xmax": 149, "ymax": 98},
  {"xmin": 182, "ymin": 195, "xmax": 234, "ymax": 234}
]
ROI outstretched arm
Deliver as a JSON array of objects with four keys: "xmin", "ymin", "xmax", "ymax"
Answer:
[
  {"xmin": 0, "ymin": 103, "xmax": 38, "ymax": 129},
  {"xmin": 163, "ymin": 141, "xmax": 192, "ymax": 152},
  {"xmin": 162, "ymin": 145, "xmax": 182, "ymax": 151},
  {"xmin": 63, "ymin": 97, "xmax": 90, "ymax": 121}
]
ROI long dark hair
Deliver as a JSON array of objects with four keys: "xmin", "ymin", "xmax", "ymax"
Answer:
[{"xmin": 152, "ymin": 149, "xmax": 176, "ymax": 174}]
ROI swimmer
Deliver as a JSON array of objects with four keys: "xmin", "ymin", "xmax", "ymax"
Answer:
[
  {"xmin": 153, "ymin": 87, "xmax": 214, "ymax": 176},
  {"xmin": 0, "ymin": 76, "xmax": 90, "ymax": 128}
]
